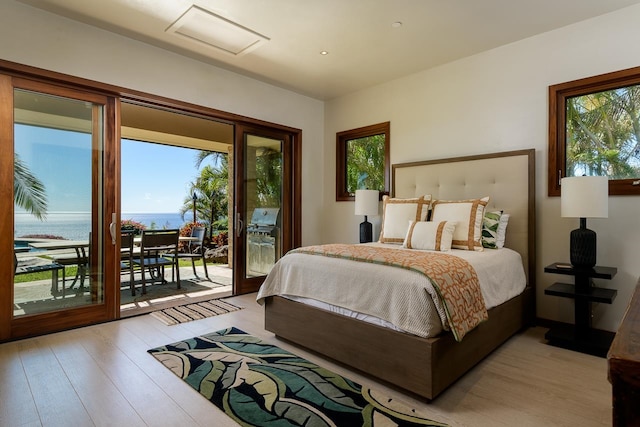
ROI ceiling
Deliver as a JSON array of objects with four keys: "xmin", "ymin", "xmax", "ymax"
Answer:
[{"xmin": 18, "ymin": 0, "xmax": 640, "ymax": 100}]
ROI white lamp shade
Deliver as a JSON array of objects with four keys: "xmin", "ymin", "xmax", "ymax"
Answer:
[
  {"xmin": 355, "ymin": 189, "xmax": 379, "ymax": 216},
  {"xmin": 561, "ymin": 176, "xmax": 608, "ymax": 218}
]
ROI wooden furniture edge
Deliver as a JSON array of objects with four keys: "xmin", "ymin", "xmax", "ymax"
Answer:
[
  {"xmin": 608, "ymin": 278, "xmax": 640, "ymax": 426},
  {"xmin": 265, "ymin": 291, "xmax": 526, "ymax": 400}
]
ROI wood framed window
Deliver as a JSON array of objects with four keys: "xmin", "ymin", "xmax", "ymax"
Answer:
[
  {"xmin": 549, "ymin": 66, "xmax": 640, "ymax": 196},
  {"xmin": 336, "ymin": 122, "xmax": 390, "ymax": 201}
]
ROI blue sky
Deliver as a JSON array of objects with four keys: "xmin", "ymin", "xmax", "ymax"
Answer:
[
  {"xmin": 15, "ymin": 124, "xmax": 208, "ymax": 214},
  {"xmin": 121, "ymin": 139, "xmax": 204, "ymax": 213}
]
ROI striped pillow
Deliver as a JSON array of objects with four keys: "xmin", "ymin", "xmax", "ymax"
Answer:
[
  {"xmin": 431, "ymin": 196, "xmax": 489, "ymax": 251},
  {"xmin": 378, "ymin": 195, "xmax": 431, "ymax": 244},
  {"xmin": 403, "ymin": 220, "xmax": 457, "ymax": 251}
]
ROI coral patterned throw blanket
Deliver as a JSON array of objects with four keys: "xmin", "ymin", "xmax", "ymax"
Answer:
[{"xmin": 291, "ymin": 244, "xmax": 487, "ymax": 341}]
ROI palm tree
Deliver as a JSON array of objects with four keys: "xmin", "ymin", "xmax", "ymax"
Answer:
[
  {"xmin": 254, "ymin": 147, "xmax": 282, "ymax": 207},
  {"xmin": 180, "ymin": 152, "xmax": 229, "ymax": 238},
  {"xmin": 195, "ymin": 150, "xmax": 226, "ymax": 169},
  {"xmin": 14, "ymin": 154, "xmax": 48, "ymax": 220},
  {"xmin": 566, "ymin": 87, "xmax": 640, "ymax": 178},
  {"xmin": 346, "ymin": 134, "xmax": 385, "ymax": 194}
]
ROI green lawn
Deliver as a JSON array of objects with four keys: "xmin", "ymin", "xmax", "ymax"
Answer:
[
  {"xmin": 14, "ymin": 266, "xmax": 78, "ymax": 284},
  {"xmin": 14, "ymin": 260, "xmax": 208, "ymax": 283}
]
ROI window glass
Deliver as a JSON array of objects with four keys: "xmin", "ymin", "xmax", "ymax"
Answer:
[
  {"xmin": 345, "ymin": 133, "xmax": 386, "ymax": 194},
  {"xmin": 13, "ymin": 88, "xmax": 104, "ymax": 316},
  {"xmin": 566, "ymin": 87, "xmax": 640, "ymax": 179}
]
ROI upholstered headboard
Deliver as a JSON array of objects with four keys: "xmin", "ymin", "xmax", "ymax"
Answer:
[{"xmin": 392, "ymin": 149, "xmax": 535, "ymax": 288}]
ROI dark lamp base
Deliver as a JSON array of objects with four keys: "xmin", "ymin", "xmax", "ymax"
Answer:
[
  {"xmin": 570, "ymin": 220, "xmax": 597, "ymax": 268},
  {"xmin": 359, "ymin": 217, "xmax": 373, "ymax": 243}
]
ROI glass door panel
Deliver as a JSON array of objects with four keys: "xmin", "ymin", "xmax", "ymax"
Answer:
[
  {"xmin": 244, "ymin": 134, "xmax": 283, "ymax": 279},
  {"xmin": 13, "ymin": 89, "xmax": 105, "ymax": 317},
  {"xmin": 234, "ymin": 124, "xmax": 296, "ymax": 295}
]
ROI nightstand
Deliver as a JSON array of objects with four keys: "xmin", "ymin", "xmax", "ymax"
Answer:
[{"xmin": 544, "ymin": 262, "xmax": 617, "ymax": 357}]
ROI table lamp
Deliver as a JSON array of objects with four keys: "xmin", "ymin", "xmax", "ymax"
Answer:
[
  {"xmin": 355, "ymin": 189, "xmax": 379, "ymax": 243},
  {"xmin": 561, "ymin": 176, "xmax": 608, "ymax": 268}
]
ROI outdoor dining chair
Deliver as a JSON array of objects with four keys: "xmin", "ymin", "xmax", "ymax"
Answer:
[
  {"xmin": 132, "ymin": 229, "xmax": 180, "ymax": 295},
  {"xmin": 120, "ymin": 230, "xmax": 136, "ymax": 296},
  {"xmin": 166, "ymin": 226, "xmax": 209, "ymax": 281}
]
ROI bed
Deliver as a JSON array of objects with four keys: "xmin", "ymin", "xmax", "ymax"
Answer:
[{"xmin": 258, "ymin": 149, "xmax": 536, "ymax": 400}]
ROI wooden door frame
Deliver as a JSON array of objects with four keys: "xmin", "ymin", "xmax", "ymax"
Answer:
[
  {"xmin": 0, "ymin": 59, "xmax": 302, "ymax": 340},
  {"xmin": 233, "ymin": 123, "xmax": 302, "ymax": 295},
  {"xmin": 0, "ymin": 76, "xmax": 118, "ymax": 340}
]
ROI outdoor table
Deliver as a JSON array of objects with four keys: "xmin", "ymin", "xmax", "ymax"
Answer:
[{"xmin": 28, "ymin": 240, "xmax": 89, "ymax": 294}]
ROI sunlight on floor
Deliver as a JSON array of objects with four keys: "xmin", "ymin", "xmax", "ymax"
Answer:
[{"xmin": 120, "ymin": 284, "xmax": 232, "ymax": 313}]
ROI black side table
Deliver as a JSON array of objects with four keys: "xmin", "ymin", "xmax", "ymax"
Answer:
[{"xmin": 544, "ymin": 262, "xmax": 617, "ymax": 357}]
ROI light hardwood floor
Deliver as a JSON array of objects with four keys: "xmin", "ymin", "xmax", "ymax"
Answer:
[{"xmin": 0, "ymin": 293, "xmax": 612, "ymax": 427}]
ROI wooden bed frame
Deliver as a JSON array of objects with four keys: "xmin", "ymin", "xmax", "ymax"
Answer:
[{"xmin": 264, "ymin": 149, "xmax": 536, "ymax": 400}]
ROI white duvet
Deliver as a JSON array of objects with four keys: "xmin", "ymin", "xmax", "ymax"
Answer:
[{"xmin": 256, "ymin": 243, "xmax": 526, "ymax": 338}]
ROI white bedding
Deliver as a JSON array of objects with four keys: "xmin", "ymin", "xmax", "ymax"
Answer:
[{"xmin": 256, "ymin": 243, "xmax": 526, "ymax": 338}]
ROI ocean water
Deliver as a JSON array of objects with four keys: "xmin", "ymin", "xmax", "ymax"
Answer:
[{"xmin": 14, "ymin": 212, "xmax": 188, "ymax": 241}]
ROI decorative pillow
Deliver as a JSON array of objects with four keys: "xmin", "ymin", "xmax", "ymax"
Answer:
[
  {"xmin": 403, "ymin": 220, "xmax": 457, "ymax": 251},
  {"xmin": 496, "ymin": 213, "xmax": 510, "ymax": 249},
  {"xmin": 378, "ymin": 195, "xmax": 431, "ymax": 244},
  {"xmin": 430, "ymin": 196, "xmax": 490, "ymax": 251},
  {"xmin": 482, "ymin": 210, "xmax": 503, "ymax": 249}
]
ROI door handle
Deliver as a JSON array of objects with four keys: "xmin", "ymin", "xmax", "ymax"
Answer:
[
  {"xmin": 109, "ymin": 212, "xmax": 117, "ymax": 245},
  {"xmin": 236, "ymin": 216, "xmax": 244, "ymax": 238}
]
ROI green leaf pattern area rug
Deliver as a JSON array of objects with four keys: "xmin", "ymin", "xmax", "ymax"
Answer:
[{"xmin": 148, "ymin": 327, "xmax": 447, "ymax": 427}]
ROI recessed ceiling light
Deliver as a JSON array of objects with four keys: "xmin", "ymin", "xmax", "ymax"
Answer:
[
  {"xmin": 391, "ymin": 21, "xmax": 403, "ymax": 28},
  {"xmin": 320, "ymin": 50, "xmax": 329, "ymax": 55}
]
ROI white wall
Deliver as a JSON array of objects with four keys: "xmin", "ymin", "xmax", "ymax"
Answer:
[
  {"xmin": 324, "ymin": 4, "xmax": 640, "ymax": 331},
  {"xmin": 0, "ymin": 0, "xmax": 325, "ymax": 246}
]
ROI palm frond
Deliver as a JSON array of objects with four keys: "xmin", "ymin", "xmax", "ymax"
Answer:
[{"xmin": 14, "ymin": 155, "xmax": 48, "ymax": 220}]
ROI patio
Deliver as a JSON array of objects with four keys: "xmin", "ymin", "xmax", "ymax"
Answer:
[
  {"xmin": 13, "ymin": 263, "xmax": 232, "ymax": 317},
  {"xmin": 120, "ymin": 263, "xmax": 232, "ymax": 316}
]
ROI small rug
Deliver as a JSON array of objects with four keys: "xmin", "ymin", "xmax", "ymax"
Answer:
[
  {"xmin": 150, "ymin": 299, "xmax": 242, "ymax": 325},
  {"xmin": 148, "ymin": 327, "xmax": 448, "ymax": 427}
]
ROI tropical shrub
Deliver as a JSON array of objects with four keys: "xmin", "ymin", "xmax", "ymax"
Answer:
[
  {"xmin": 121, "ymin": 219, "xmax": 146, "ymax": 235},
  {"xmin": 211, "ymin": 231, "xmax": 228, "ymax": 247}
]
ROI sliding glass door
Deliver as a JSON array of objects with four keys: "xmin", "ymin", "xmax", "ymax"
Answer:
[
  {"xmin": 0, "ymin": 77, "xmax": 118, "ymax": 340},
  {"xmin": 233, "ymin": 124, "xmax": 298, "ymax": 295},
  {"xmin": 0, "ymin": 61, "xmax": 301, "ymax": 340}
]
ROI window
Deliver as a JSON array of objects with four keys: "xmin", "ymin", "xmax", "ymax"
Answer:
[
  {"xmin": 549, "ymin": 67, "xmax": 640, "ymax": 196},
  {"xmin": 336, "ymin": 122, "xmax": 390, "ymax": 201}
]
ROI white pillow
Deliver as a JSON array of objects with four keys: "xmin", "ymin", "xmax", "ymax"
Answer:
[
  {"xmin": 430, "ymin": 196, "xmax": 489, "ymax": 251},
  {"xmin": 378, "ymin": 195, "xmax": 431, "ymax": 244},
  {"xmin": 403, "ymin": 220, "xmax": 457, "ymax": 251},
  {"xmin": 496, "ymin": 213, "xmax": 510, "ymax": 248}
]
